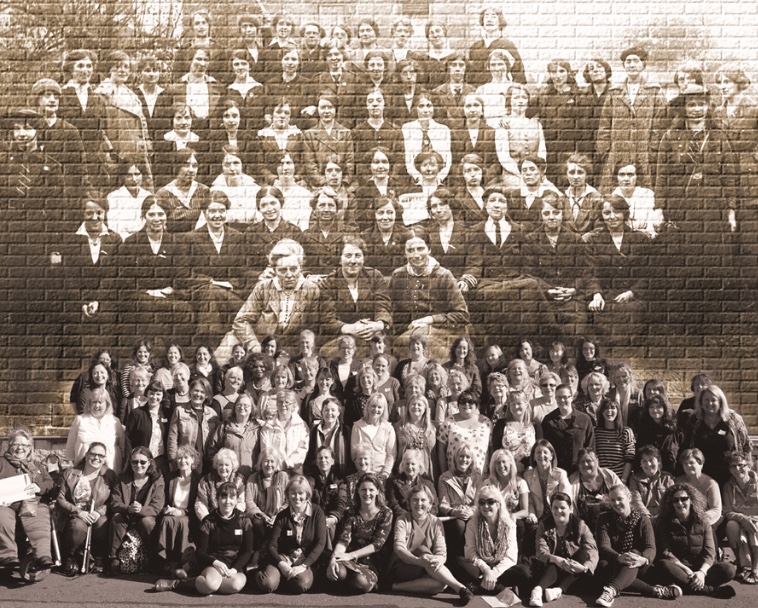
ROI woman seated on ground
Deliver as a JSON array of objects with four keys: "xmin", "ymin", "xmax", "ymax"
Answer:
[
  {"xmin": 156, "ymin": 446, "xmax": 200, "ymax": 579},
  {"xmin": 654, "ymin": 483, "xmax": 737, "ymax": 598},
  {"xmin": 327, "ymin": 472, "xmax": 394, "ymax": 594},
  {"xmin": 459, "ymin": 485, "xmax": 520, "ymax": 596},
  {"xmin": 438, "ymin": 443, "xmax": 483, "ymax": 557},
  {"xmin": 208, "ymin": 394, "xmax": 259, "ymax": 479},
  {"xmin": 524, "ymin": 491, "xmax": 597, "ymax": 607},
  {"xmin": 195, "ymin": 448, "xmax": 246, "ymax": 523},
  {"xmin": 387, "ymin": 484, "xmax": 474, "ymax": 604},
  {"xmin": 256, "ymin": 475, "xmax": 327, "ymax": 595},
  {"xmin": 0, "ymin": 427, "xmax": 55, "ymax": 575},
  {"xmin": 482, "ymin": 449, "xmax": 530, "ymax": 549},
  {"xmin": 57, "ymin": 441, "xmax": 118, "ymax": 577},
  {"xmin": 385, "ymin": 449, "xmax": 438, "ymax": 519},
  {"xmin": 107, "ymin": 447, "xmax": 165, "ymax": 575},
  {"xmin": 568, "ymin": 448, "xmax": 621, "ymax": 533},
  {"xmin": 722, "ymin": 451, "xmax": 758, "ymax": 585},
  {"xmin": 594, "ymin": 484, "xmax": 682, "ymax": 607},
  {"xmin": 629, "ymin": 445, "xmax": 675, "ymax": 520},
  {"xmin": 154, "ymin": 481, "xmax": 252, "ymax": 595}
]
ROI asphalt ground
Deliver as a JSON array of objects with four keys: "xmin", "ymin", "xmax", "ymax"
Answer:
[{"xmin": 0, "ymin": 555, "xmax": 755, "ymax": 608}]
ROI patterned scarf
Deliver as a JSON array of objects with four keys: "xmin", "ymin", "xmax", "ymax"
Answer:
[
  {"xmin": 614, "ymin": 509, "xmax": 642, "ymax": 553},
  {"xmin": 476, "ymin": 513, "xmax": 511, "ymax": 564}
]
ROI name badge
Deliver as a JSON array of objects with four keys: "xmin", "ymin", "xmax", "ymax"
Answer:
[
  {"xmin": 718, "ymin": 429, "xmax": 727, "ymax": 436},
  {"xmin": 329, "ymin": 484, "xmax": 337, "ymax": 490},
  {"xmin": 161, "ymin": 418, "xmax": 168, "ymax": 424},
  {"xmin": 234, "ymin": 529, "xmax": 242, "ymax": 536},
  {"xmin": 286, "ymin": 529, "xmax": 294, "ymax": 536}
]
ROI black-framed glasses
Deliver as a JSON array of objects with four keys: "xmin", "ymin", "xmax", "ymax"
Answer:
[
  {"xmin": 672, "ymin": 496, "xmax": 690, "ymax": 504},
  {"xmin": 131, "ymin": 459, "xmax": 149, "ymax": 465},
  {"xmin": 478, "ymin": 498, "xmax": 498, "ymax": 507},
  {"xmin": 88, "ymin": 453, "xmax": 106, "ymax": 460}
]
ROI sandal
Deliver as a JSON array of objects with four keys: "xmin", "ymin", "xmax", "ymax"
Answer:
[{"xmin": 744, "ymin": 570, "xmax": 758, "ymax": 585}]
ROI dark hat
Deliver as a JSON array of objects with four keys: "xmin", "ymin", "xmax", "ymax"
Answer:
[
  {"xmin": 4, "ymin": 108, "xmax": 44, "ymax": 130},
  {"xmin": 680, "ymin": 83, "xmax": 709, "ymax": 98},
  {"xmin": 620, "ymin": 46, "xmax": 648, "ymax": 63},
  {"xmin": 30, "ymin": 78, "xmax": 62, "ymax": 97}
]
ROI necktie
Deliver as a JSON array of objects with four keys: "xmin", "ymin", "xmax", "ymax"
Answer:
[{"xmin": 494, "ymin": 222, "xmax": 502, "ymax": 248}]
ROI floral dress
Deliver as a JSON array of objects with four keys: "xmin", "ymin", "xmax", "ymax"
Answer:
[
  {"xmin": 438, "ymin": 416, "xmax": 493, "ymax": 476},
  {"xmin": 336, "ymin": 505, "xmax": 394, "ymax": 589}
]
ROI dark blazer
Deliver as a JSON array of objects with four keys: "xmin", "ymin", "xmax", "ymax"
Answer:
[
  {"xmin": 424, "ymin": 219, "xmax": 469, "ymax": 280},
  {"xmin": 464, "ymin": 218, "xmax": 526, "ymax": 283},
  {"xmin": 315, "ymin": 70, "xmax": 361, "ymax": 129},
  {"xmin": 38, "ymin": 117, "xmax": 88, "ymax": 188},
  {"xmin": 134, "ymin": 86, "xmax": 173, "ymax": 145},
  {"xmin": 354, "ymin": 178, "xmax": 406, "ymax": 233},
  {"xmin": 118, "ymin": 229, "xmax": 190, "ymax": 293},
  {"xmin": 164, "ymin": 469, "xmax": 201, "ymax": 514},
  {"xmin": 431, "ymin": 82, "xmax": 476, "ymax": 130},
  {"xmin": 320, "ymin": 266, "xmax": 392, "ymax": 335},
  {"xmin": 57, "ymin": 229, "xmax": 122, "ymax": 308},
  {"xmin": 360, "ymin": 224, "xmax": 412, "ymax": 277},
  {"xmin": 302, "ymin": 123, "xmax": 355, "ymax": 188},
  {"xmin": 385, "ymin": 84, "xmax": 422, "ymax": 127},
  {"xmin": 110, "ymin": 471, "xmax": 166, "ymax": 518},
  {"xmin": 124, "ymin": 404, "xmax": 172, "ymax": 456},
  {"xmin": 266, "ymin": 503, "xmax": 327, "ymax": 568},
  {"xmin": 307, "ymin": 469, "xmax": 347, "ymax": 520},
  {"xmin": 455, "ymin": 187, "xmax": 488, "ymax": 227},
  {"xmin": 523, "ymin": 227, "xmax": 592, "ymax": 294},
  {"xmin": 352, "ymin": 120, "xmax": 404, "ymax": 178},
  {"xmin": 184, "ymin": 226, "xmax": 246, "ymax": 289},
  {"xmin": 585, "ymin": 228, "xmax": 651, "ymax": 299},
  {"xmin": 166, "ymin": 80, "xmax": 225, "ymax": 138},
  {"xmin": 262, "ymin": 74, "xmax": 316, "ymax": 131},
  {"xmin": 224, "ymin": 83, "xmax": 266, "ymax": 133},
  {"xmin": 450, "ymin": 122, "xmax": 500, "ymax": 185},
  {"xmin": 254, "ymin": 128, "xmax": 304, "ymax": 185}
]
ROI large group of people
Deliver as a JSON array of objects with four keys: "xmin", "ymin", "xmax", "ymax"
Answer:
[
  {"xmin": 1, "ymin": 5, "xmax": 757, "ymax": 606},
  {"xmin": 4, "ymin": 7, "xmax": 757, "ymax": 374},
  {"xmin": 2, "ymin": 334, "xmax": 754, "ymax": 605}
]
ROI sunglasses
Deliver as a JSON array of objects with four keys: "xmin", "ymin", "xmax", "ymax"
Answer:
[
  {"xmin": 88, "ymin": 453, "xmax": 106, "ymax": 459},
  {"xmin": 672, "ymin": 496, "xmax": 690, "ymax": 504},
  {"xmin": 131, "ymin": 459, "xmax": 149, "ymax": 465},
  {"xmin": 478, "ymin": 498, "xmax": 498, "ymax": 507}
]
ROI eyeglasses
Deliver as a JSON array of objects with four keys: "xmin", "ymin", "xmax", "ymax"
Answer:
[
  {"xmin": 88, "ymin": 453, "xmax": 106, "ymax": 460},
  {"xmin": 730, "ymin": 463, "xmax": 749, "ymax": 470},
  {"xmin": 10, "ymin": 443, "xmax": 31, "ymax": 450},
  {"xmin": 478, "ymin": 498, "xmax": 498, "ymax": 507},
  {"xmin": 672, "ymin": 496, "xmax": 690, "ymax": 504},
  {"xmin": 131, "ymin": 459, "xmax": 149, "ymax": 466}
]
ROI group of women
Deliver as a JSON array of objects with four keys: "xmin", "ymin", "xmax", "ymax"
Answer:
[
  {"xmin": 3, "ymin": 331, "xmax": 754, "ymax": 607},
  {"xmin": 22, "ymin": 7, "xmax": 758, "ymax": 367}
]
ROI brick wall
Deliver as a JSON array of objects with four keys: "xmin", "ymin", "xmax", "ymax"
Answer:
[{"xmin": 1, "ymin": 0, "xmax": 757, "ymax": 435}]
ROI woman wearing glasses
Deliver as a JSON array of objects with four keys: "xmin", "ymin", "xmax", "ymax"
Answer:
[
  {"xmin": 106, "ymin": 447, "xmax": 165, "ymax": 575},
  {"xmin": 459, "ymin": 485, "xmax": 522, "ymax": 596},
  {"xmin": 654, "ymin": 483, "xmax": 737, "ymax": 598},
  {"xmin": 722, "ymin": 452, "xmax": 758, "ymax": 585},
  {"xmin": 57, "ymin": 441, "xmax": 119, "ymax": 576},
  {"xmin": 0, "ymin": 428, "xmax": 55, "ymax": 574}
]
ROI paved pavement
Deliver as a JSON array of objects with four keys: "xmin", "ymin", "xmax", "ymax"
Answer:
[{"xmin": 0, "ymin": 568, "xmax": 756, "ymax": 608}]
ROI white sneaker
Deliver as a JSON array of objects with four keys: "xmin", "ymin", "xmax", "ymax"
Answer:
[
  {"xmin": 545, "ymin": 588, "xmax": 563, "ymax": 602},
  {"xmin": 596, "ymin": 586, "xmax": 616, "ymax": 607},
  {"xmin": 530, "ymin": 586, "xmax": 544, "ymax": 607}
]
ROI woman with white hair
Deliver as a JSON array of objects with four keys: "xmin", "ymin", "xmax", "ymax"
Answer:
[{"xmin": 232, "ymin": 238, "xmax": 321, "ymax": 354}]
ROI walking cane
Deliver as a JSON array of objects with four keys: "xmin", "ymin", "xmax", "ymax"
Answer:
[
  {"xmin": 81, "ymin": 501, "xmax": 95, "ymax": 574},
  {"xmin": 50, "ymin": 513, "xmax": 61, "ymax": 567}
]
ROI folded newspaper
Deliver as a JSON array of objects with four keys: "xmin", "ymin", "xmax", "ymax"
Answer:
[{"xmin": 0, "ymin": 473, "xmax": 35, "ymax": 506}]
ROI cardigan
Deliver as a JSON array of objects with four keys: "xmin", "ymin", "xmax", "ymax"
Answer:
[{"xmin": 266, "ymin": 503, "xmax": 327, "ymax": 568}]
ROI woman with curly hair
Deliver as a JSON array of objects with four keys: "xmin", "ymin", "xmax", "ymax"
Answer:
[
  {"xmin": 326, "ymin": 472, "xmax": 394, "ymax": 593},
  {"xmin": 654, "ymin": 483, "xmax": 736, "ymax": 598},
  {"xmin": 443, "ymin": 336, "xmax": 483, "ymax": 399}
]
